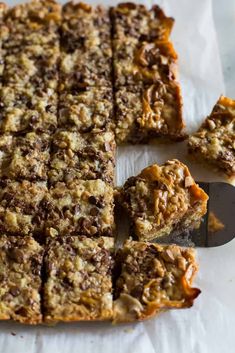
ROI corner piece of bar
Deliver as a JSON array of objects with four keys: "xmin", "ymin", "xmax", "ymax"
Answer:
[
  {"xmin": 4, "ymin": 0, "xmax": 61, "ymax": 49},
  {"xmin": 44, "ymin": 179, "xmax": 115, "ymax": 238},
  {"xmin": 111, "ymin": 3, "xmax": 174, "ymax": 42},
  {"xmin": 188, "ymin": 96, "xmax": 235, "ymax": 178},
  {"xmin": 43, "ymin": 236, "xmax": 114, "ymax": 323},
  {"xmin": 113, "ymin": 240, "xmax": 200, "ymax": 323},
  {"xmin": 119, "ymin": 159, "xmax": 208, "ymax": 241},
  {"xmin": 0, "ymin": 235, "xmax": 43, "ymax": 324}
]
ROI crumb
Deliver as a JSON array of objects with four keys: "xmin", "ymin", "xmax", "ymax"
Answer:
[
  {"xmin": 124, "ymin": 328, "xmax": 134, "ymax": 333},
  {"xmin": 208, "ymin": 212, "xmax": 225, "ymax": 233}
]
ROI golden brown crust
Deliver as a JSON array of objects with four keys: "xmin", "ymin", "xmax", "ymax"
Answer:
[
  {"xmin": 119, "ymin": 159, "xmax": 208, "ymax": 241},
  {"xmin": 113, "ymin": 240, "xmax": 200, "ymax": 323},
  {"xmin": 188, "ymin": 95, "xmax": 235, "ymax": 178}
]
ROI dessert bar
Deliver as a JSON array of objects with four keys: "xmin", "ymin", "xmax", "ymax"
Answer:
[
  {"xmin": 0, "ymin": 236, "xmax": 43, "ymax": 324},
  {"xmin": 0, "ymin": 132, "xmax": 50, "ymax": 181},
  {"xmin": 119, "ymin": 160, "xmax": 208, "ymax": 241},
  {"xmin": 0, "ymin": 84, "xmax": 58, "ymax": 133},
  {"xmin": 60, "ymin": 2, "xmax": 112, "ymax": 87},
  {"xmin": 3, "ymin": 0, "xmax": 61, "ymax": 50},
  {"xmin": 44, "ymin": 236, "xmax": 114, "ymax": 323},
  {"xmin": 188, "ymin": 96, "xmax": 235, "ymax": 178},
  {"xmin": 113, "ymin": 39, "xmax": 178, "ymax": 87},
  {"xmin": 58, "ymin": 86, "xmax": 113, "ymax": 132},
  {"xmin": 49, "ymin": 130, "xmax": 115, "ymax": 185},
  {"xmin": 111, "ymin": 3, "xmax": 174, "ymax": 42},
  {"xmin": 113, "ymin": 240, "xmax": 200, "ymax": 322},
  {"xmin": 115, "ymin": 82, "xmax": 184, "ymax": 144},
  {"xmin": 0, "ymin": 0, "xmax": 60, "ymax": 134},
  {"xmin": 0, "ymin": 180, "xmax": 47, "ymax": 236},
  {"xmin": 44, "ymin": 179, "xmax": 115, "ymax": 237}
]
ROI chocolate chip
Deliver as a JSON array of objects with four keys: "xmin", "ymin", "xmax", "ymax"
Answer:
[
  {"xmin": 130, "ymin": 285, "xmax": 143, "ymax": 299},
  {"xmin": 88, "ymin": 196, "xmax": 104, "ymax": 208},
  {"xmin": 88, "ymin": 196, "xmax": 97, "ymax": 205},
  {"xmin": 9, "ymin": 286, "xmax": 20, "ymax": 297},
  {"xmin": 8, "ymin": 248, "xmax": 24, "ymax": 263},
  {"xmin": 90, "ymin": 207, "xmax": 99, "ymax": 216},
  {"xmin": 2, "ymin": 192, "xmax": 13, "ymax": 203},
  {"xmin": 15, "ymin": 307, "xmax": 28, "ymax": 317}
]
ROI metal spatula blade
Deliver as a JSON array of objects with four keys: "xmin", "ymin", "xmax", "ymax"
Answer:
[{"xmin": 155, "ymin": 182, "xmax": 235, "ymax": 248}]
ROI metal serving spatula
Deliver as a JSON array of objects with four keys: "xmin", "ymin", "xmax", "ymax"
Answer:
[{"xmin": 156, "ymin": 182, "xmax": 235, "ymax": 248}]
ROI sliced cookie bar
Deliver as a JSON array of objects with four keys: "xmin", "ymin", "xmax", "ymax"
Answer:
[
  {"xmin": 0, "ymin": 235, "xmax": 43, "ymax": 324},
  {"xmin": 119, "ymin": 160, "xmax": 208, "ymax": 241},
  {"xmin": 43, "ymin": 236, "xmax": 114, "ymax": 323},
  {"xmin": 113, "ymin": 240, "xmax": 200, "ymax": 322},
  {"xmin": 188, "ymin": 96, "xmax": 235, "ymax": 178}
]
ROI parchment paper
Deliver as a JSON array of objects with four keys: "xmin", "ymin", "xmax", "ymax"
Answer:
[{"xmin": 1, "ymin": 1, "xmax": 235, "ymax": 352}]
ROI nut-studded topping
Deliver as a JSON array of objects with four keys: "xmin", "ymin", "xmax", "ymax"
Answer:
[
  {"xmin": 49, "ymin": 130, "xmax": 115, "ymax": 185},
  {"xmin": 113, "ymin": 240, "xmax": 200, "ymax": 323},
  {"xmin": 0, "ymin": 236, "xmax": 43, "ymax": 324},
  {"xmin": 43, "ymin": 236, "xmax": 114, "ymax": 323},
  {"xmin": 44, "ymin": 179, "xmax": 115, "ymax": 237},
  {"xmin": 119, "ymin": 159, "xmax": 208, "ymax": 241},
  {"xmin": 114, "ymin": 83, "xmax": 184, "ymax": 144},
  {"xmin": 0, "ymin": 132, "xmax": 50, "ymax": 181},
  {"xmin": 188, "ymin": 96, "xmax": 235, "ymax": 178},
  {"xmin": 111, "ymin": 3, "xmax": 174, "ymax": 42},
  {"xmin": 113, "ymin": 39, "xmax": 178, "ymax": 87},
  {"xmin": 0, "ymin": 180, "xmax": 47, "ymax": 236}
]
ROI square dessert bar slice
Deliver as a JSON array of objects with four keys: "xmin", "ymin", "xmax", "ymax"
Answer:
[
  {"xmin": 3, "ymin": 43, "xmax": 59, "ymax": 88},
  {"xmin": 4, "ymin": 0, "xmax": 61, "ymax": 50},
  {"xmin": 43, "ymin": 236, "xmax": 114, "ymax": 323},
  {"xmin": 44, "ymin": 179, "xmax": 115, "ymax": 238},
  {"xmin": 111, "ymin": 3, "xmax": 174, "ymax": 41},
  {"xmin": 113, "ymin": 39, "xmax": 178, "ymax": 87},
  {"xmin": 60, "ymin": 2, "xmax": 112, "ymax": 87},
  {"xmin": 0, "ymin": 132, "xmax": 50, "ymax": 181},
  {"xmin": 119, "ymin": 160, "xmax": 208, "ymax": 241},
  {"xmin": 0, "ymin": 84, "xmax": 58, "ymax": 133},
  {"xmin": 58, "ymin": 87, "xmax": 113, "ymax": 132},
  {"xmin": 188, "ymin": 96, "xmax": 235, "ymax": 178},
  {"xmin": 59, "ymin": 50, "xmax": 112, "ymax": 88},
  {"xmin": 0, "ymin": 236, "xmax": 43, "ymax": 324},
  {"xmin": 115, "ymin": 82, "xmax": 184, "ymax": 144},
  {"xmin": 113, "ymin": 240, "xmax": 200, "ymax": 323},
  {"xmin": 49, "ymin": 130, "xmax": 115, "ymax": 185},
  {"xmin": 61, "ymin": 2, "xmax": 111, "ymax": 53},
  {"xmin": 0, "ymin": 180, "xmax": 47, "ymax": 236}
]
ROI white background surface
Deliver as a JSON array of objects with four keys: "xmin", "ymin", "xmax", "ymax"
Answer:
[{"xmin": 1, "ymin": 1, "xmax": 235, "ymax": 352}]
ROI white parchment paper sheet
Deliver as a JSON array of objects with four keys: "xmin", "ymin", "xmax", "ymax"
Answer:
[{"xmin": 1, "ymin": 1, "xmax": 235, "ymax": 352}]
